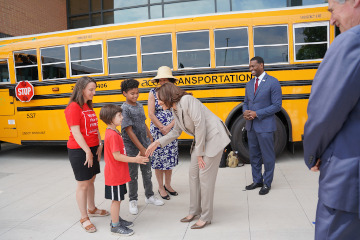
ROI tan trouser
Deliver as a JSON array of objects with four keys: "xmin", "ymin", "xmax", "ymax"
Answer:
[{"xmin": 188, "ymin": 150, "xmax": 222, "ymax": 222}]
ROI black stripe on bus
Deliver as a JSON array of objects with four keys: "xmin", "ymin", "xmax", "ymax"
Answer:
[
  {"xmin": 16, "ymin": 94, "xmax": 310, "ymax": 112},
  {"xmin": 0, "ymin": 63, "xmax": 319, "ymax": 89},
  {"xmin": 28, "ymin": 80, "xmax": 312, "ymax": 100}
]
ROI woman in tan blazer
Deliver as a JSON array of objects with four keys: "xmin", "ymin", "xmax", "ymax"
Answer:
[{"xmin": 146, "ymin": 83, "xmax": 231, "ymax": 229}]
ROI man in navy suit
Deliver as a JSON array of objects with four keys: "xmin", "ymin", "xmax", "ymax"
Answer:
[
  {"xmin": 243, "ymin": 56, "xmax": 282, "ymax": 195},
  {"xmin": 303, "ymin": 0, "xmax": 360, "ymax": 239}
]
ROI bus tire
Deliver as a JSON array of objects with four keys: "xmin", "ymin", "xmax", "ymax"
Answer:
[{"xmin": 230, "ymin": 115, "xmax": 287, "ymax": 164}]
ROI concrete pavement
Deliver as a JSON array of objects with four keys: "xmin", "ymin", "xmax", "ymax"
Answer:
[{"xmin": 0, "ymin": 143, "xmax": 318, "ymax": 240}]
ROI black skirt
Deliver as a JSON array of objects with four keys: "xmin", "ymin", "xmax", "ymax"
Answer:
[{"xmin": 68, "ymin": 146, "xmax": 100, "ymax": 181}]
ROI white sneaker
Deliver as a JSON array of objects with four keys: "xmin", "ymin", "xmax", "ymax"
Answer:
[
  {"xmin": 129, "ymin": 200, "xmax": 138, "ymax": 215},
  {"xmin": 145, "ymin": 195, "xmax": 164, "ymax": 206}
]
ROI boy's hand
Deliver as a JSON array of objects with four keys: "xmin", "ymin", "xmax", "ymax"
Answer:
[
  {"xmin": 140, "ymin": 148, "xmax": 147, "ymax": 157},
  {"xmin": 135, "ymin": 152, "xmax": 149, "ymax": 165}
]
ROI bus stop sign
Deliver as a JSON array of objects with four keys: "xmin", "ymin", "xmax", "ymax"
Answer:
[{"xmin": 15, "ymin": 81, "xmax": 35, "ymax": 102}]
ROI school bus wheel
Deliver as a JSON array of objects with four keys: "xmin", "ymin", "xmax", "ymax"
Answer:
[{"xmin": 230, "ymin": 115, "xmax": 287, "ymax": 164}]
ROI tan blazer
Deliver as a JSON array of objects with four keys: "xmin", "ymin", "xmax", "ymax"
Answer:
[{"xmin": 158, "ymin": 95, "xmax": 231, "ymax": 157}]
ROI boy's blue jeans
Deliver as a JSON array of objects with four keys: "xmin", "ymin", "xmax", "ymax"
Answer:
[{"xmin": 128, "ymin": 159, "xmax": 154, "ymax": 201}]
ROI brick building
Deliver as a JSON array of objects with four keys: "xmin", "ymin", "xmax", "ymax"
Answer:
[{"xmin": 0, "ymin": 0, "xmax": 67, "ymax": 37}]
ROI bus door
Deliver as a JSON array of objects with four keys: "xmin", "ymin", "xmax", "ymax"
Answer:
[{"xmin": 0, "ymin": 58, "xmax": 17, "ymax": 138}]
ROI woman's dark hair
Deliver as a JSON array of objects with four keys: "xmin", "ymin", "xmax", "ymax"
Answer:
[
  {"xmin": 156, "ymin": 82, "xmax": 192, "ymax": 109},
  {"xmin": 99, "ymin": 104, "xmax": 122, "ymax": 125},
  {"xmin": 154, "ymin": 78, "xmax": 177, "ymax": 84},
  {"xmin": 121, "ymin": 78, "xmax": 139, "ymax": 93},
  {"xmin": 68, "ymin": 76, "xmax": 96, "ymax": 109}
]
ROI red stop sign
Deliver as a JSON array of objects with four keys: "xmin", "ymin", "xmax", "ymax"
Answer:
[{"xmin": 15, "ymin": 81, "xmax": 35, "ymax": 102}]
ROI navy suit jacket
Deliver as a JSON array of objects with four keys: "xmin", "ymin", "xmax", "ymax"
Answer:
[
  {"xmin": 303, "ymin": 25, "xmax": 360, "ymax": 214},
  {"xmin": 243, "ymin": 73, "xmax": 282, "ymax": 132}
]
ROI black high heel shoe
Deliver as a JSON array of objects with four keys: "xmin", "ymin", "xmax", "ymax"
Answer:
[
  {"xmin": 164, "ymin": 185, "xmax": 178, "ymax": 196},
  {"xmin": 158, "ymin": 190, "xmax": 170, "ymax": 200}
]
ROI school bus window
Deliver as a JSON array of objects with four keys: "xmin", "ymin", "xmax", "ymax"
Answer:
[
  {"xmin": 40, "ymin": 46, "xmax": 66, "ymax": 80},
  {"xmin": 253, "ymin": 25, "xmax": 288, "ymax": 64},
  {"xmin": 108, "ymin": 37, "xmax": 137, "ymax": 74},
  {"xmin": 294, "ymin": 22, "xmax": 329, "ymax": 61},
  {"xmin": 14, "ymin": 49, "xmax": 39, "ymax": 82},
  {"xmin": 0, "ymin": 60, "xmax": 10, "ymax": 83},
  {"xmin": 141, "ymin": 34, "xmax": 172, "ymax": 72},
  {"xmin": 69, "ymin": 41, "xmax": 104, "ymax": 76},
  {"xmin": 215, "ymin": 27, "xmax": 249, "ymax": 67},
  {"xmin": 177, "ymin": 30, "xmax": 210, "ymax": 69}
]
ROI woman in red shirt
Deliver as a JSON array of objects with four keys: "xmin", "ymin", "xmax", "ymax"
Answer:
[{"xmin": 64, "ymin": 76, "xmax": 109, "ymax": 233}]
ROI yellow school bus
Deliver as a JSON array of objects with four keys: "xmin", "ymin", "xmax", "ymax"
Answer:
[{"xmin": 0, "ymin": 4, "xmax": 333, "ymax": 162}]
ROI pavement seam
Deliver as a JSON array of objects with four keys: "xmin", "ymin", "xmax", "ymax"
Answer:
[{"xmin": 278, "ymin": 161, "xmax": 315, "ymax": 228}]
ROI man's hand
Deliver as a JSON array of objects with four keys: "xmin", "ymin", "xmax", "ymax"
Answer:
[
  {"xmin": 311, "ymin": 159, "xmax": 321, "ymax": 172},
  {"xmin": 244, "ymin": 110, "xmax": 257, "ymax": 120}
]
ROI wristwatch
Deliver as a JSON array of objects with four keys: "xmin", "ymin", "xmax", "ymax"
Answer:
[{"xmin": 99, "ymin": 141, "xmax": 103, "ymax": 146}]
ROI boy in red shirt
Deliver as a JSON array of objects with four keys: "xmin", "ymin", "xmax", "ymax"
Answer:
[{"xmin": 100, "ymin": 104, "xmax": 149, "ymax": 236}]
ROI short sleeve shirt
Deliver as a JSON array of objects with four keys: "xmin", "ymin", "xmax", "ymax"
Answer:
[
  {"xmin": 104, "ymin": 128, "xmax": 131, "ymax": 186},
  {"xmin": 121, "ymin": 102, "xmax": 151, "ymax": 156},
  {"xmin": 64, "ymin": 102, "xmax": 99, "ymax": 149}
]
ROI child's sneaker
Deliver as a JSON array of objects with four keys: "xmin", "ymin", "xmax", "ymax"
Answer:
[
  {"xmin": 145, "ymin": 195, "xmax": 164, "ymax": 206},
  {"xmin": 111, "ymin": 223, "xmax": 134, "ymax": 236},
  {"xmin": 110, "ymin": 217, "xmax": 134, "ymax": 228},
  {"xmin": 129, "ymin": 200, "xmax": 138, "ymax": 215}
]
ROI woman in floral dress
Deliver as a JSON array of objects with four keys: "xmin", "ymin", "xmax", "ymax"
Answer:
[{"xmin": 148, "ymin": 66, "xmax": 179, "ymax": 200}]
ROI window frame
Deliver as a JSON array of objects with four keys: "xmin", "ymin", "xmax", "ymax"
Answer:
[
  {"xmin": 13, "ymin": 48, "xmax": 39, "ymax": 83},
  {"xmin": 107, "ymin": 37, "xmax": 138, "ymax": 75},
  {"xmin": 253, "ymin": 24, "xmax": 289, "ymax": 65},
  {"xmin": 214, "ymin": 27, "xmax": 250, "ymax": 68},
  {"xmin": 68, "ymin": 40, "xmax": 104, "ymax": 77},
  {"xmin": 176, "ymin": 29, "xmax": 211, "ymax": 70},
  {"xmin": 140, "ymin": 33, "xmax": 173, "ymax": 72},
  {"xmin": 0, "ymin": 59, "xmax": 10, "ymax": 84},
  {"xmin": 40, "ymin": 45, "xmax": 67, "ymax": 81},
  {"xmin": 293, "ymin": 21, "xmax": 329, "ymax": 62}
]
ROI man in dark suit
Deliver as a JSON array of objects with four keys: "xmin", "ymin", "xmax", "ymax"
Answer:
[
  {"xmin": 243, "ymin": 56, "xmax": 282, "ymax": 195},
  {"xmin": 303, "ymin": 0, "xmax": 360, "ymax": 239}
]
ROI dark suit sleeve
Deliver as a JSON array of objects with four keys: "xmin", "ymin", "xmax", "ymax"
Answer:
[
  {"xmin": 243, "ymin": 82, "xmax": 249, "ymax": 112},
  {"xmin": 256, "ymin": 78, "xmax": 282, "ymax": 120},
  {"xmin": 303, "ymin": 30, "xmax": 360, "ymax": 168}
]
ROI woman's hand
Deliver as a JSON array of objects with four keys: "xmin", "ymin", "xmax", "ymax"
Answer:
[
  {"xmin": 84, "ymin": 150, "xmax": 94, "ymax": 168},
  {"xmin": 161, "ymin": 125, "xmax": 172, "ymax": 135},
  {"xmin": 197, "ymin": 156, "xmax": 206, "ymax": 169},
  {"xmin": 145, "ymin": 140, "xmax": 160, "ymax": 157},
  {"xmin": 96, "ymin": 144, "xmax": 103, "ymax": 161},
  {"xmin": 135, "ymin": 152, "xmax": 150, "ymax": 165}
]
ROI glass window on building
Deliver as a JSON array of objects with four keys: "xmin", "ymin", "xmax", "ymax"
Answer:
[
  {"xmin": 217, "ymin": 0, "xmax": 231, "ymax": 12},
  {"xmin": 114, "ymin": 7, "xmax": 148, "ymax": 23},
  {"xmin": 14, "ymin": 49, "xmax": 39, "ymax": 82},
  {"xmin": 107, "ymin": 37, "xmax": 137, "ymax": 74},
  {"xmin": 164, "ymin": 0, "xmax": 215, "ymax": 18},
  {"xmin": 69, "ymin": 0, "xmax": 90, "ymax": 15},
  {"xmin": 294, "ymin": 22, "xmax": 328, "ymax": 61},
  {"xmin": 69, "ymin": 41, "xmax": 104, "ymax": 76},
  {"xmin": 40, "ymin": 46, "xmax": 66, "ymax": 80},
  {"xmin": 253, "ymin": 25, "xmax": 288, "ymax": 64},
  {"xmin": 177, "ymin": 30, "xmax": 210, "ymax": 69},
  {"xmin": 0, "ymin": 59, "xmax": 10, "ymax": 83},
  {"xmin": 232, "ymin": 0, "xmax": 287, "ymax": 11},
  {"xmin": 141, "ymin": 34, "xmax": 172, "ymax": 72},
  {"xmin": 215, "ymin": 27, "xmax": 249, "ymax": 67}
]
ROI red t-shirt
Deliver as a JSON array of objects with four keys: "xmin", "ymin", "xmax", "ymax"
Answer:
[
  {"xmin": 104, "ymin": 128, "xmax": 131, "ymax": 186},
  {"xmin": 64, "ymin": 102, "xmax": 99, "ymax": 149}
]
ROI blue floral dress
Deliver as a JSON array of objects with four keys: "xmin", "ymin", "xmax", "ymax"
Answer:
[{"xmin": 149, "ymin": 88, "xmax": 178, "ymax": 170}]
